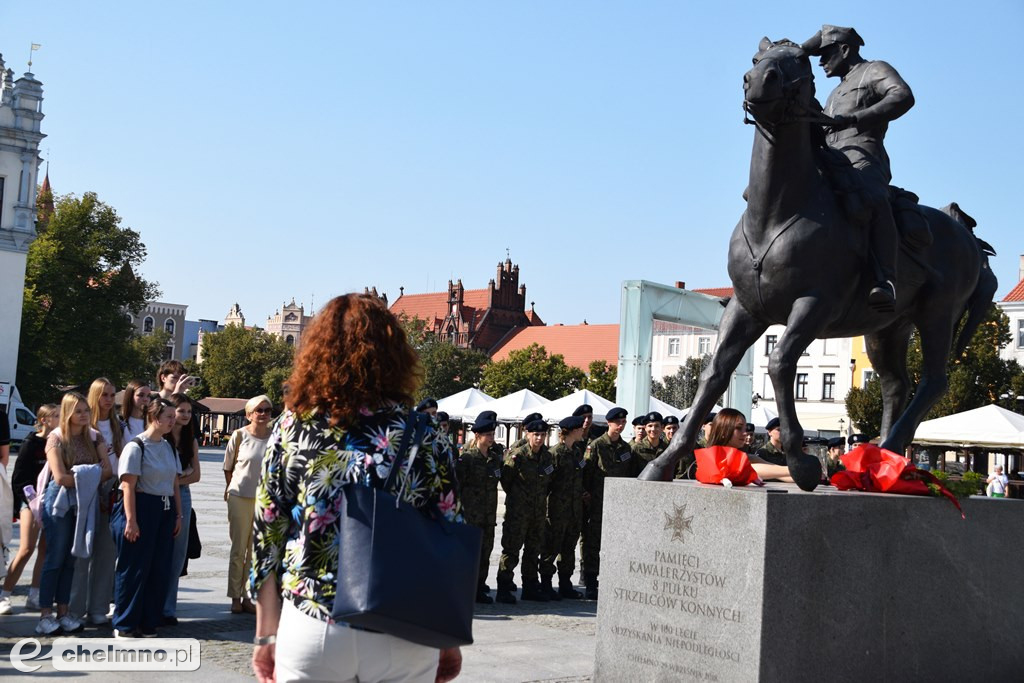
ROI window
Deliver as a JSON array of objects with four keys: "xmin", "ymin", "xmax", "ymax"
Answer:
[
  {"xmin": 762, "ymin": 375, "xmax": 774, "ymax": 400},
  {"xmin": 164, "ymin": 318, "xmax": 175, "ymax": 335},
  {"xmin": 822, "ymin": 373, "xmax": 836, "ymax": 401},
  {"xmin": 162, "ymin": 345, "xmax": 174, "ymax": 361},
  {"xmin": 698, "ymin": 336, "xmax": 712, "ymax": 355},
  {"xmin": 143, "ymin": 316, "xmax": 154, "ymax": 334},
  {"xmin": 15, "ymin": 408, "xmax": 33, "ymax": 426},
  {"xmin": 822, "ymin": 338, "xmax": 835, "ymax": 355},
  {"xmin": 668, "ymin": 338, "xmax": 680, "ymax": 356},
  {"xmin": 1018, "ymin": 320, "xmax": 1024, "ymax": 349},
  {"xmin": 795, "ymin": 373, "xmax": 808, "ymax": 400},
  {"xmin": 285, "ymin": 334, "xmax": 295, "ymax": 345},
  {"xmin": 765, "ymin": 335, "xmax": 777, "ymax": 356},
  {"xmin": 862, "ymin": 369, "xmax": 876, "ymax": 385}
]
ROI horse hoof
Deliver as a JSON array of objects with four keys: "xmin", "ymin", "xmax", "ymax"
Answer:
[
  {"xmin": 638, "ymin": 462, "xmax": 672, "ymax": 482},
  {"xmin": 789, "ymin": 454, "xmax": 822, "ymax": 492}
]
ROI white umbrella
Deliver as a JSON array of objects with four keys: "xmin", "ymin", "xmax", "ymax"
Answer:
[
  {"xmin": 436, "ymin": 388, "xmax": 495, "ymax": 423},
  {"xmin": 474, "ymin": 389, "xmax": 551, "ymax": 423},
  {"xmin": 541, "ymin": 389, "xmax": 618, "ymax": 425}
]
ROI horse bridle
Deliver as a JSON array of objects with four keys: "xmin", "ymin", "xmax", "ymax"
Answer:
[{"xmin": 742, "ymin": 53, "xmax": 838, "ymax": 131}]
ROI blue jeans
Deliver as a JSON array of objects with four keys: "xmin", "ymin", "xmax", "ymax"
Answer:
[
  {"xmin": 164, "ymin": 485, "xmax": 191, "ymax": 617},
  {"xmin": 39, "ymin": 481, "xmax": 77, "ymax": 610},
  {"xmin": 110, "ymin": 492, "xmax": 176, "ymax": 632}
]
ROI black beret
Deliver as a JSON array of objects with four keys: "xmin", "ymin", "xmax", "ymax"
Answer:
[
  {"xmin": 663, "ymin": 415, "xmax": 680, "ymax": 426},
  {"xmin": 827, "ymin": 437, "xmax": 845, "ymax": 449},
  {"xmin": 525, "ymin": 419, "xmax": 548, "ymax": 434},
  {"xmin": 745, "ymin": 423, "xmax": 755, "ymax": 433},
  {"xmin": 606, "ymin": 407, "xmax": 628, "ymax": 421},
  {"xmin": 477, "ymin": 410, "xmax": 497, "ymax": 422},
  {"xmin": 765, "ymin": 417, "xmax": 781, "ymax": 431},
  {"xmin": 848, "ymin": 433, "xmax": 870, "ymax": 445},
  {"xmin": 559, "ymin": 416, "xmax": 585, "ymax": 430},
  {"xmin": 436, "ymin": 411, "xmax": 449, "ymax": 422},
  {"xmin": 703, "ymin": 412, "xmax": 717, "ymax": 425},
  {"xmin": 572, "ymin": 404, "xmax": 594, "ymax": 417},
  {"xmin": 645, "ymin": 411, "xmax": 663, "ymax": 424},
  {"xmin": 471, "ymin": 416, "xmax": 497, "ymax": 433},
  {"xmin": 522, "ymin": 412, "xmax": 543, "ymax": 425},
  {"xmin": 632, "ymin": 416, "xmax": 647, "ymax": 427},
  {"xmin": 416, "ymin": 398, "xmax": 438, "ymax": 412}
]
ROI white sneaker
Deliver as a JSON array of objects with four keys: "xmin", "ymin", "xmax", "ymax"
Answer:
[
  {"xmin": 35, "ymin": 615, "xmax": 61, "ymax": 635},
  {"xmin": 58, "ymin": 614, "xmax": 84, "ymax": 633},
  {"xmin": 113, "ymin": 628, "xmax": 136, "ymax": 639},
  {"xmin": 26, "ymin": 593, "xmax": 40, "ymax": 610},
  {"xmin": 0, "ymin": 596, "xmax": 12, "ymax": 615}
]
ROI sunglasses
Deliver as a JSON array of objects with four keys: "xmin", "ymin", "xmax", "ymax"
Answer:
[{"xmin": 253, "ymin": 407, "xmax": 272, "ymax": 415}]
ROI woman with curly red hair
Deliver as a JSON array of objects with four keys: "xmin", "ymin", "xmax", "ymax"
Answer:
[{"xmin": 250, "ymin": 294, "xmax": 464, "ymax": 683}]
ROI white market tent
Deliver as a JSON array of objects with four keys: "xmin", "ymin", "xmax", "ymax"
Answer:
[
  {"xmin": 749, "ymin": 405, "xmax": 779, "ymax": 433},
  {"xmin": 649, "ymin": 397, "xmax": 683, "ymax": 419},
  {"xmin": 680, "ymin": 403, "xmax": 725, "ymax": 421},
  {"xmin": 541, "ymin": 389, "xmax": 617, "ymax": 425},
  {"xmin": 912, "ymin": 404, "xmax": 1024, "ymax": 449},
  {"xmin": 436, "ymin": 388, "xmax": 495, "ymax": 423},
  {"xmin": 475, "ymin": 388, "xmax": 551, "ymax": 423}
]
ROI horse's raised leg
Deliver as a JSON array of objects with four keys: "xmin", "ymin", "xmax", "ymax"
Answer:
[
  {"xmin": 863, "ymin": 321, "xmax": 914, "ymax": 441},
  {"xmin": 767, "ymin": 297, "xmax": 829, "ymax": 491},
  {"xmin": 638, "ymin": 298, "xmax": 767, "ymax": 481},
  {"xmin": 881, "ymin": 316, "xmax": 955, "ymax": 453}
]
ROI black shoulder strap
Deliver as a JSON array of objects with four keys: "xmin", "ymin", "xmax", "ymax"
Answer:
[
  {"xmin": 131, "ymin": 436, "xmax": 145, "ymax": 457},
  {"xmin": 384, "ymin": 410, "xmax": 429, "ymax": 494}
]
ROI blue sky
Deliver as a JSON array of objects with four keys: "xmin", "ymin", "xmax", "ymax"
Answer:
[{"xmin": 3, "ymin": 1, "xmax": 1022, "ymax": 326}]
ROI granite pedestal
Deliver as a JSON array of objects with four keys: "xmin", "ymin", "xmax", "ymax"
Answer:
[{"xmin": 594, "ymin": 479, "xmax": 1023, "ymax": 682}]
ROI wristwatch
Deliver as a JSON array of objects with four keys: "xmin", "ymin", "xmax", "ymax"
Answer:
[{"xmin": 253, "ymin": 634, "xmax": 276, "ymax": 646}]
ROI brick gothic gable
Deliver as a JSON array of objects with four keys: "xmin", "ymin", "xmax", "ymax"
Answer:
[{"xmin": 388, "ymin": 259, "xmax": 543, "ymax": 352}]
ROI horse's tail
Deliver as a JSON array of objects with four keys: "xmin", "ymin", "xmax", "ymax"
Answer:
[{"xmin": 942, "ymin": 202, "xmax": 999, "ymax": 357}]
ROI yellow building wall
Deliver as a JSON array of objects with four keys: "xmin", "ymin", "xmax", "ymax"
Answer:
[{"xmin": 850, "ymin": 336, "xmax": 873, "ymax": 388}]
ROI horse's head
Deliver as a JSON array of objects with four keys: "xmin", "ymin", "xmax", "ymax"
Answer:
[{"xmin": 743, "ymin": 38, "xmax": 815, "ymax": 126}]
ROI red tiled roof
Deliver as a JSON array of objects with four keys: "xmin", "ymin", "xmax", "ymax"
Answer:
[
  {"xmin": 390, "ymin": 289, "xmax": 491, "ymax": 325},
  {"xmin": 526, "ymin": 309, "xmax": 545, "ymax": 325},
  {"xmin": 694, "ymin": 287, "xmax": 734, "ymax": 298},
  {"xmin": 1002, "ymin": 279, "xmax": 1024, "ymax": 302},
  {"xmin": 490, "ymin": 324, "xmax": 619, "ymax": 371}
]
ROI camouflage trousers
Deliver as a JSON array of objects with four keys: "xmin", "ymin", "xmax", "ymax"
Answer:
[
  {"xmin": 540, "ymin": 512, "xmax": 582, "ymax": 581},
  {"xmin": 579, "ymin": 494, "xmax": 603, "ymax": 576},
  {"xmin": 474, "ymin": 522, "xmax": 495, "ymax": 590},
  {"xmin": 497, "ymin": 499, "xmax": 546, "ymax": 589}
]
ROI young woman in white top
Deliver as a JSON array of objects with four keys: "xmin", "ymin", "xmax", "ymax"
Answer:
[
  {"xmin": 68, "ymin": 378, "xmax": 122, "ymax": 625},
  {"xmin": 38, "ymin": 392, "xmax": 113, "ymax": 635},
  {"xmin": 223, "ymin": 394, "xmax": 273, "ymax": 614},
  {"xmin": 163, "ymin": 392, "xmax": 201, "ymax": 623},
  {"xmin": 120, "ymin": 379, "xmax": 152, "ymax": 442}
]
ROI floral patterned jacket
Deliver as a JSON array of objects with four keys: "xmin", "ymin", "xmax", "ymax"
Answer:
[{"xmin": 250, "ymin": 402, "xmax": 464, "ymax": 622}]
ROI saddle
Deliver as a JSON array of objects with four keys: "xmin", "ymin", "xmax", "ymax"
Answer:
[{"xmin": 815, "ymin": 145, "xmax": 933, "ymax": 250}]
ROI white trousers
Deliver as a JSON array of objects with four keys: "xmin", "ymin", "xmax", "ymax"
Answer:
[{"xmin": 275, "ymin": 600, "xmax": 440, "ymax": 683}]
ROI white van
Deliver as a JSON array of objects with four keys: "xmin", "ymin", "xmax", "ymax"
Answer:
[{"xmin": 0, "ymin": 382, "xmax": 36, "ymax": 450}]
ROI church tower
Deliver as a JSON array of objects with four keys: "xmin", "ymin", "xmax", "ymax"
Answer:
[{"xmin": 0, "ymin": 51, "xmax": 45, "ymax": 387}]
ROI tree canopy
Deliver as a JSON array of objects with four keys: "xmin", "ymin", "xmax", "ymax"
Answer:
[
  {"xmin": 18, "ymin": 192, "xmax": 159, "ymax": 404},
  {"xmin": 397, "ymin": 314, "xmax": 490, "ymax": 401},
  {"xmin": 199, "ymin": 325, "xmax": 294, "ymax": 398},
  {"xmin": 845, "ymin": 306, "xmax": 1024, "ymax": 436},
  {"xmin": 480, "ymin": 343, "xmax": 585, "ymax": 400},
  {"xmin": 582, "ymin": 360, "xmax": 618, "ymax": 400},
  {"xmin": 652, "ymin": 355, "xmax": 715, "ymax": 409}
]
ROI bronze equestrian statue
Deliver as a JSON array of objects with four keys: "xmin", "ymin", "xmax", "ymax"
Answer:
[{"xmin": 640, "ymin": 28, "xmax": 998, "ymax": 491}]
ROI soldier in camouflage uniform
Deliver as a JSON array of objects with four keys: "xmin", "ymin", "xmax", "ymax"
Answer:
[
  {"xmin": 580, "ymin": 407, "xmax": 632, "ymax": 600},
  {"xmin": 631, "ymin": 411, "xmax": 667, "ymax": 476},
  {"xmin": 675, "ymin": 411, "xmax": 716, "ymax": 479},
  {"xmin": 754, "ymin": 417, "xmax": 786, "ymax": 465},
  {"xmin": 496, "ymin": 419, "xmax": 554, "ymax": 604},
  {"xmin": 663, "ymin": 414, "xmax": 679, "ymax": 442},
  {"xmin": 629, "ymin": 415, "xmax": 647, "ymax": 445},
  {"xmin": 456, "ymin": 413, "xmax": 505, "ymax": 604},
  {"xmin": 509, "ymin": 412, "xmax": 544, "ymax": 451},
  {"xmin": 540, "ymin": 415, "xmax": 587, "ymax": 600}
]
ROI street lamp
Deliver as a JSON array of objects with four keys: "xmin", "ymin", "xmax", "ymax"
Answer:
[{"xmin": 838, "ymin": 417, "xmax": 846, "ymax": 437}]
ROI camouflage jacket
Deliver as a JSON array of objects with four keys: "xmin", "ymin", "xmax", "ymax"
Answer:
[
  {"xmin": 455, "ymin": 442, "xmax": 504, "ymax": 526},
  {"xmin": 754, "ymin": 440, "xmax": 786, "ymax": 466},
  {"xmin": 501, "ymin": 443, "xmax": 554, "ymax": 508},
  {"xmin": 587, "ymin": 433, "xmax": 634, "ymax": 480},
  {"xmin": 548, "ymin": 442, "xmax": 585, "ymax": 519}
]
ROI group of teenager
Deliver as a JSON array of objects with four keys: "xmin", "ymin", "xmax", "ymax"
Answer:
[{"xmin": 0, "ymin": 361, "xmax": 204, "ymax": 637}]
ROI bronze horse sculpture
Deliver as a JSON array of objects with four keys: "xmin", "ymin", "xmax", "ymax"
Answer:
[{"xmin": 640, "ymin": 39, "xmax": 998, "ymax": 490}]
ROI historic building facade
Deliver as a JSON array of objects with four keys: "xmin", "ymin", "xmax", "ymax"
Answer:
[
  {"xmin": 0, "ymin": 52, "xmax": 44, "ymax": 387},
  {"xmin": 129, "ymin": 301, "xmax": 188, "ymax": 361},
  {"xmin": 265, "ymin": 298, "xmax": 314, "ymax": 346}
]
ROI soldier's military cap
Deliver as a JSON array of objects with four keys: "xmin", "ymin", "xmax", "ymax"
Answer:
[
  {"xmin": 703, "ymin": 412, "xmax": 717, "ymax": 425},
  {"xmin": 478, "ymin": 410, "xmax": 498, "ymax": 421},
  {"xmin": 559, "ymin": 416, "xmax": 585, "ymax": 431},
  {"xmin": 827, "ymin": 437, "xmax": 845, "ymax": 449},
  {"xmin": 645, "ymin": 411, "xmax": 663, "ymax": 424},
  {"xmin": 436, "ymin": 411, "xmax": 449, "ymax": 422},
  {"xmin": 632, "ymin": 416, "xmax": 647, "ymax": 427},
  {"xmin": 745, "ymin": 423, "xmax": 756, "ymax": 433},
  {"xmin": 765, "ymin": 417, "xmax": 781, "ymax": 432},
  {"xmin": 471, "ymin": 415, "xmax": 497, "ymax": 432},
  {"xmin": 802, "ymin": 25, "xmax": 864, "ymax": 55},
  {"xmin": 525, "ymin": 419, "xmax": 548, "ymax": 433},
  {"xmin": 522, "ymin": 412, "xmax": 543, "ymax": 425},
  {"xmin": 572, "ymin": 404, "xmax": 594, "ymax": 417},
  {"xmin": 848, "ymin": 433, "xmax": 870, "ymax": 445},
  {"xmin": 606, "ymin": 407, "xmax": 628, "ymax": 421},
  {"xmin": 416, "ymin": 397, "xmax": 438, "ymax": 412},
  {"xmin": 663, "ymin": 415, "xmax": 680, "ymax": 427}
]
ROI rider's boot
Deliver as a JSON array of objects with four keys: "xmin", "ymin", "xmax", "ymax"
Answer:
[{"xmin": 868, "ymin": 205, "xmax": 898, "ymax": 312}]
